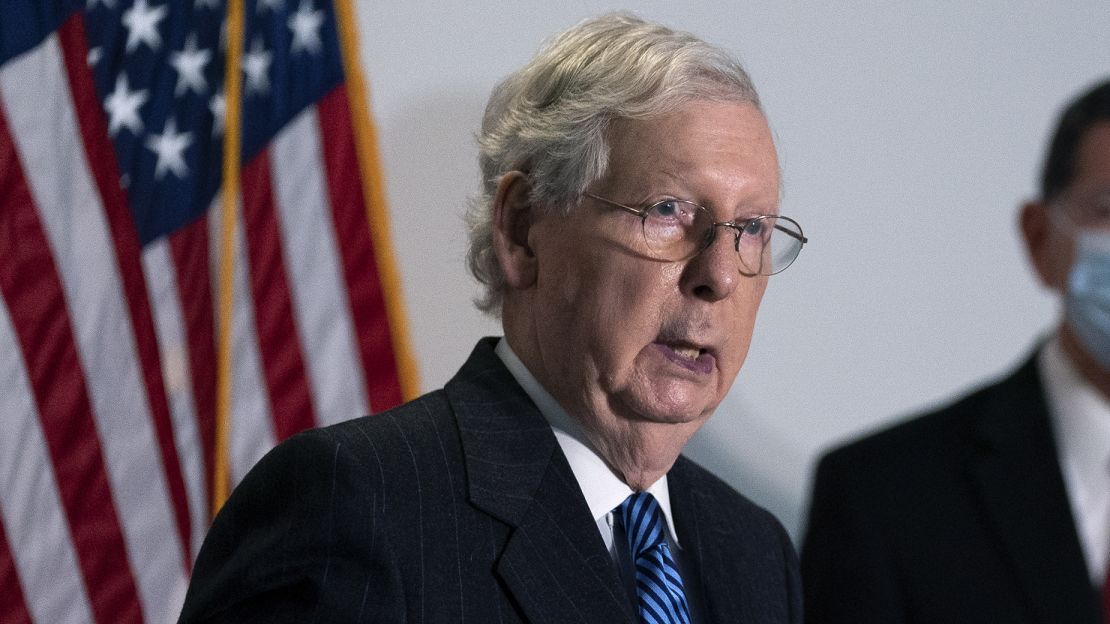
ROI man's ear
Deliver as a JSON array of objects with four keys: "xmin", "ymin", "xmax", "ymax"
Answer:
[
  {"xmin": 1019, "ymin": 200, "xmax": 1058, "ymax": 289},
  {"xmin": 492, "ymin": 171, "xmax": 539, "ymax": 290}
]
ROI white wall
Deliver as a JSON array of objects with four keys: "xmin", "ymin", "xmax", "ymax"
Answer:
[{"xmin": 355, "ymin": 1, "xmax": 1110, "ymax": 540}]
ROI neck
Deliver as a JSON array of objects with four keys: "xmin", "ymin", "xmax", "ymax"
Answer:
[
  {"xmin": 580, "ymin": 418, "xmax": 697, "ymax": 491},
  {"xmin": 501, "ymin": 297, "xmax": 699, "ymax": 491}
]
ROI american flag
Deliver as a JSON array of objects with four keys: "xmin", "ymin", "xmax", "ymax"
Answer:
[{"xmin": 0, "ymin": 0, "xmax": 416, "ymax": 621}]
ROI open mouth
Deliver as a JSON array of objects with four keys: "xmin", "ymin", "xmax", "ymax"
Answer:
[
  {"xmin": 671, "ymin": 346, "xmax": 704, "ymax": 361},
  {"xmin": 655, "ymin": 342, "xmax": 715, "ymax": 374}
]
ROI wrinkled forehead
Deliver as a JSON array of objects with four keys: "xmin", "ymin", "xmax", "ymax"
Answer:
[{"xmin": 601, "ymin": 101, "xmax": 781, "ymax": 210}]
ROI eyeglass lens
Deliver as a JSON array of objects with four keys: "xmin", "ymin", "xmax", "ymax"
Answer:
[{"xmin": 640, "ymin": 200, "xmax": 803, "ymax": 275}]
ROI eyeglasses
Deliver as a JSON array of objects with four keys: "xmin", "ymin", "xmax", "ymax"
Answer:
[{"xmin": 584, "ymin": 193, "xmax": 807, "ymax": 276}]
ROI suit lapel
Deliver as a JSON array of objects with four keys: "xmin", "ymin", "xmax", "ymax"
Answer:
[
  {"xmin": 495, "ymin": 458, "xmax": 635, "ymax": 624},
  {"xmin": 969, "ymin": 354, "xmax": 1101, "ymax": 624},
  {"xmin": 669, "ymin": 457, "xmax": 747, "ymax": 623},
  {"xmin": 446, "ymin": 338, "xmax": 634, "ymax": 624}
]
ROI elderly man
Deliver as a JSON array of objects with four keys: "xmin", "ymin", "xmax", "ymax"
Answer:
[
  {"xmin": 180, "ymin": 13, "xmax": 805, "ymax": 624},
  {"xmin": 802, "ymin": 79, "xmax": 1110, "ymax": 623}
]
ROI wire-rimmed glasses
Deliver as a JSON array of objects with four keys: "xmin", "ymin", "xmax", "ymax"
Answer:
[{"xmin": 584, "ymin": 193, "xmax": 807, "ymax": 276}]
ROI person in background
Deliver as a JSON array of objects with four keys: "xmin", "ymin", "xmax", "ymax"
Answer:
[
  {"xmin": 802, "ymin": 78, "xmax": 1110, "ymax": 623},
  {"xmin": 180, "ymin": 12, "xmax": 807, "ymax": 623}
]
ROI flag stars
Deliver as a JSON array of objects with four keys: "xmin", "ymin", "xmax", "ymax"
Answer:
[
  {"xmin": 288, "ymin": 0, "xmax": 324, "ymax": 55},
  {"xmin": 242, "ymin": 37, "xmax": 272, "ymax": 96},
  {"xmin": 195, "ymin": 0, "xmax": 221, "ymax": 9},
  {"xmin": 209, "ymin": 91, "xmax": 226, "ymax": 136},
  {"xmin": 218, "ymin": 19, "xmax": 228, "ymax": 52},
  {"xmin": 145, "ymin": 118, "xmax": 194, "ymax": 180},
  {"xmin": 122, "ymin": 0, "xmax": 168, "ymax": 52},
  {"xmin": 170, "ymin": 34, "xmax": 212, "ymax": 96},
  {"xmin": 256, "ymin": 0, "xmax": 283, "ymax": 13},
  {"xmin": 104, "ymin": 73, "xmax": 148, "ymax": 137}
]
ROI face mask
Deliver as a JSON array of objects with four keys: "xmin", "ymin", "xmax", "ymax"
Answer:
[{"xmin": 1066, "ymin": 230, "xmax": 1110, "ymax": 371}]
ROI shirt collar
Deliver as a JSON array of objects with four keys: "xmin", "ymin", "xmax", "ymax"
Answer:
[
  {"xmin": 495, "ymin": 338, "xmax": 681, "ymax": 547},
  {"xmin": 1040, "ymin": 334, "xmax": 1110, "ymax": 583},
  {"xmin": 1042, "ymin": 334, "xmax": 1110, "ymax": 488}
]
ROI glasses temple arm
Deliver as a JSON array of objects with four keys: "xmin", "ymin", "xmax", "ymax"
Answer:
[{"xmin": 774, "ymin": 222, "xmax": 808, "ymax": 244}]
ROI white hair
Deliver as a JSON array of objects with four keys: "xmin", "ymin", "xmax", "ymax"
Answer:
[{"xmin": 465, "ymin": 12, "xmax": 762, "ymax": 315}]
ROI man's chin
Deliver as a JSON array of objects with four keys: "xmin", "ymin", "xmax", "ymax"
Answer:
[{"xmin": 617, "ymin": 392, "xmax": 716, "ymax": 427}]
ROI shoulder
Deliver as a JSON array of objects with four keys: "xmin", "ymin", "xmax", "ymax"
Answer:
[
  {"xmin": 670, "ymin": 455, "xmax": 794, "ymax": 551},
  {"xmin": 205, "ymin": 388, "xmax": 467, "ymax": 560},
  {"xmin": 819, "ymin": 363, "xmax": 1032, "ymax": 479},
  {"xmin": 235, "ymin": 389, "xmax": 449, "ymax": 477},
  {"xmin": 671, "ymin": 456, "xmax": 801, "ymax": 621},
  {"xmin": 672, "ymin": 456, "xmax": 775, "ymax": 521},
  {"xmin": 265, "ymin": 389, "xmax": 469, "ymax": 503},
  {"xmin": 181, "ymin": 390, "xmax": 467, "ymax": 621},
  {"xmin": 219, "ymin": 387, "xmax": 459, "ymax": 513},
  {"xmin": 809, "ymin": 355, "xmax": 1049, "ymax": 519}
]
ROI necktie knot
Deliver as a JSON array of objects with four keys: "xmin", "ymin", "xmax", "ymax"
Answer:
[
  {"xmin": 617, "ymin": 491, "xmax": 692, "ymax": 624},
  {"xmin": 619, "ymin": 491, "xmax": 668, "ymax": 557}
]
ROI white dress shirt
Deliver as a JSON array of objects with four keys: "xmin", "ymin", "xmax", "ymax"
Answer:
[
  {"xmin": 494, "ymin": 338, "xmax": 682, "ymax": 560},
  {"xmin": 1040, "ymin": 335, "xmax": 1110, "ymax": 585}
]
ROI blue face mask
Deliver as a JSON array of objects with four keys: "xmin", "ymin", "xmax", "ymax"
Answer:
[{"xmin": 1066, "ymin": 230, "xmax": 1110, "ymax": 371}]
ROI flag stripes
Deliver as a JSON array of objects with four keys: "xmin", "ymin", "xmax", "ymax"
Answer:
[
  {"xmin": 241, "ymin": 150, "xmax": 319, "ymax": 441},
  {"xmin": 0, "ymin": 512, "xmax": 32, "ymax": 624},
  {"xmin": 317, "ymin": 86, "xmax": 404, "ymax": 412},
  {"xmin": 0, "ymin": 93, "xmax": 143, "ymax": 622},
  {"xmin": 57, "ymin": 15, "xmax": 195, "ymax": 568},
  {"xmin": 0, "ymin": 298, "xmax": 87, "ymax": 624},
  {"xmin": 3, "ymin": 30, "xmax": 189, "ymax": 621},
  {"xmin": 142, "ymin": 237, "xmax": 211, "ymax": 556},
  {"xmin": 271, "ymin": 104, "xmax": 369, "ymax": 427},
  {"xmin": 214, "ymin": 193, "xmax": 281, "ymax": 486},
  {"xmin": 169, "ymin": 216, "xmax": 218, "ymax": 524}
]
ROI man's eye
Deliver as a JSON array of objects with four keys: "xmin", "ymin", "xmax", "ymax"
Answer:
[
  {"xmin": 1074, "ymin": 202, "xmax": 1110, "ymax": 224},
  {"xmin": 741, "ymin": 219, "xmax": 766, "ymax": 236},
  {"xmin": 648, "ymin": 200, "xmax": 699, "ymax": 225},
  {"xmin": 1092, "ymin": 199, "xmax": 1110, "ymax": 219},
  {"xmin": 651, "ymin": 200, "xmax": 682, "ymax": 219}
]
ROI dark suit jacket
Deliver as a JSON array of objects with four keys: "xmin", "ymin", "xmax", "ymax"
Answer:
[
  {"xmin": 801, "ymin": 351, "xmax": 1103, "ymax": 624},
  {"xmin": 180, "ymin": 338, "xmax": 801, "ymax": 623}
]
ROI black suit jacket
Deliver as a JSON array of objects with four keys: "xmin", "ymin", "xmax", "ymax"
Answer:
[
  {"xmin": 180, "ymin": 338, "xmax": 801, "ymax": 623},
  {"xmin": 801, "ymin": 351, "xmax": 1103, "ymax": 623}
]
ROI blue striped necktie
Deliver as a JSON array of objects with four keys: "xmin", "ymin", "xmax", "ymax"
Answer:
[{"xmin": 617, "ymin": 491, "xmax": 692, "ymax": 624}]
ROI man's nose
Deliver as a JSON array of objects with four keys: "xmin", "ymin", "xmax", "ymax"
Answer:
[{"xmin": 680, "ymin": 226, "xmax": 740, "ymax": 302}]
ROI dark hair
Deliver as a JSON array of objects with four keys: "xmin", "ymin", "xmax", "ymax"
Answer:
[{"xmin": 1041, "ymin": 79, "xmax": 1110, "ymax": 200}]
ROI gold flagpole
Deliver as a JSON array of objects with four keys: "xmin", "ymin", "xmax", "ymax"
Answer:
[
  {"xmin": 332, "ymin": 0, "xmax": 420, "ymax": 401},
  {"xmin": 212, "ymin": 0, "xmax": 245, "ymax": 516}
]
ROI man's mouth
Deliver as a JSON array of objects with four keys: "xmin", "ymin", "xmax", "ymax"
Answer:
[
  {"xmin": 655, "ymin": 341, "xmax": 715, "ymax": 374},
  {"xmin": 672, "ymin": 346, "xmax": 702, "ymax": 360}
]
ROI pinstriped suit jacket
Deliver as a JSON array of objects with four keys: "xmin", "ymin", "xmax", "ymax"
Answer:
[{"xmin": 179, "ymin": 338, "xmax": 802, "ymax": 623}]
